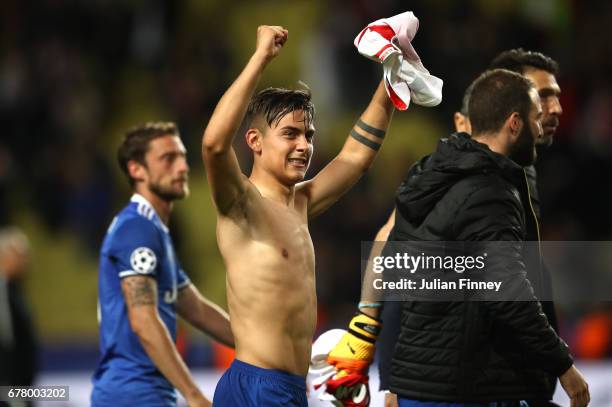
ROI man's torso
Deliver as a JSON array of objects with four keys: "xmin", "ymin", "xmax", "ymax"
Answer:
[
  {"xmin": 93, "ymin": 195, "xmax": 189, "ymax": 400},
  {"xmin": 217, "ymin": 181, "xmax": 316, "ymax": 376}
]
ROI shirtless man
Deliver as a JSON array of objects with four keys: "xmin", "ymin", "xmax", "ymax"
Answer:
[{"xmin": 202, "ymin": 25, "xmax": 395, "ymax": 405}]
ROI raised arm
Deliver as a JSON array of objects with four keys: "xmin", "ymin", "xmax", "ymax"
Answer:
[
  {"xmin": 202, "ymin": 25, "xmax": 288, "ymax": 214},
  {"xmin": 325, "ymin": 210, "xmax": 396, "ymax": 402},
  {"xmin": 359, "ymin": 209, "xmax": 395, "ymax": 318},
  {"xmin": 176, "ymin": 284, "xmax": 234, "ymax": 348},
  {"xmin": 301, "ymin": 81, "xmax": 394, "ymax": 218},
  {"xmin": 122, "ymin": 276, "xmax": 210, "ymax": 407}
]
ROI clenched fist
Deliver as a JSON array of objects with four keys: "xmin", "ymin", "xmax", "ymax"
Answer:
[{"xmin": 255, "ymin": 25, "xmax": 288, "ymax": 61}]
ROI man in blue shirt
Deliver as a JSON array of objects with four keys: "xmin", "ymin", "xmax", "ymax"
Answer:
[{"xmin": 92, "ymin": 122, "xmax": 234, "ymax": 407}]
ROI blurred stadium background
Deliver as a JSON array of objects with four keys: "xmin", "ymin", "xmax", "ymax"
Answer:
[{"xmin": 1, "ymin": 0, "xmax": 611, "ymax": 405}]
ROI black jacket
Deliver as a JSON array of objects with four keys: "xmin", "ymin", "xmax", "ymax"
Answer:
[
  {"xmin": 524, "ymin": 165, "xmax": 558, "ymax": 335},
  {"xmin": 386, "ymin": 133, "xmax": 572, "ymax": 402},
  {"xmin": 377, "ymin": 148, "xmax": 560, "ymax": 402}
]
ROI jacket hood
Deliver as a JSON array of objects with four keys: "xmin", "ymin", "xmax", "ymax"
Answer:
[{"xmin": 396, "ymin": 132, "xmax": 524, "ymax": 224}]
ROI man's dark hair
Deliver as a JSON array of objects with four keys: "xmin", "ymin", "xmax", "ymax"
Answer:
[
  {"xmin": 468, "ymin": 69, "xmax": 534, "ymax": 135},
  {"xmin": 459, "ymin": 81, "xmax": 476, "ymax": 116},
  {"xmin": 489, "ymin": 48, "xmax": 559, "ymax": 76},
  {"xmin": 117, "ymin": 121, "xmax": 179, "ymax": 186},
  {"xmin": 246, "ymin": 87, "xmax": 315, "ymax": 130}
]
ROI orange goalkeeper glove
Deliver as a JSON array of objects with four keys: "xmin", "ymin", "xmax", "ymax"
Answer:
[{"xmin": 326, "ymin": 311, "xmax": 382, "ymax": 376}]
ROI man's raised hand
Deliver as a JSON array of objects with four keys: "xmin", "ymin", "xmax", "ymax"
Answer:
[{"xmin": 255, "ymin": 25, "xmax": 288, "ymax": 61}]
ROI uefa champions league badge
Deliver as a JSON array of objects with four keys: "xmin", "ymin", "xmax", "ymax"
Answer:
[{"xmin": 130, "ymin": 247, "xmax": 157, "ymax": 274}]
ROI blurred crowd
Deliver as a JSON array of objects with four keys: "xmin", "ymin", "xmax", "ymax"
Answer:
[{"xmin": 1, "ymin": 0, "xmax": 611, "ymax": 367}]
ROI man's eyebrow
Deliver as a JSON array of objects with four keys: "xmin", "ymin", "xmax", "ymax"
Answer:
[
  {"xmin": 539, "ymin": 87, "xmax": 561, "ymax": 97},
  {"xmin": 280, "ymin": 125, "xmax": 302, "ymax": 132},
  {"xmin": 279, "ymin": 125, "xmax": 316, "ymax": 137},
  {"xmin": 159, "ymin": 149, "xmax": 186, "ymax": 158}
]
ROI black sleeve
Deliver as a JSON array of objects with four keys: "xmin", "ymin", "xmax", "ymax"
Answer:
[
  {"xmin": 539, "ymin": 261, "xmax": 559, "ymax": 333},
  {"xmin": 453, "ymin": 182, "xmax": 573, "ymax": 377},
  {"xmin": 376, "ymin": 300, "xmax": 402, "ymax": 391}
]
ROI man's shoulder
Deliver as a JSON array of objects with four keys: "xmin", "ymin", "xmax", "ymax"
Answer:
[
  {"xmin": 221, "ymin": 179, "xmax": 309, "ymax": 221},
  {"xmin": 104, "ymin": 206, "xmax": 163, "ymax": 251},
  {"xmin": 448, "ymin": 172, "xmax": 521, "ymax": 209},
  {"xmin": 446, "ymin": 173, "xmax": 526, "ymax": 240},
  {"xmin": 115, "ymin": 205, "xmax": 159, "ymax": 232},
  {"xmin": 452, "ymin": 171, "xmax": 515, "ymax": 193}
]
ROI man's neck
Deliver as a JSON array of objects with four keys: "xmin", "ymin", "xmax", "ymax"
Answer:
[
  {"xmin": 472, "ymin": 131, "xmax": 508, "ymax": 158},
  {"xmin": 134, "ymin": 189, "xmax": 173, "ymax": 225},
  {"xmin": 249, "ymin": 168, "xmax": 296, "ymax": 206}
]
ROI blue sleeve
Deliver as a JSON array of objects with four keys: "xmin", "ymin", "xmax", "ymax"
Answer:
[
  {"xmin": 107, "ymin": 217, "xmax": 164, "ymax": 279},
  {"xmin": 377, "ymin": 301, "xmax": 402, "ymax": 391}
]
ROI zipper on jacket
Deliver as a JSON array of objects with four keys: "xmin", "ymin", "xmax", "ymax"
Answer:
[{"xmin": 523, "ymin": 169, "xmax": 544, "ymax": 290}]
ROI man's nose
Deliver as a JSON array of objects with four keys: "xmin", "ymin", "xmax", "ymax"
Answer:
[
  {"xmin": 548, "ymin": 96, "xmax": 563, "ymax": 116},
  {"xmin": 295, "ymin": 135, "xmax": 309, "ymax": 151},
  {"xmin": 177, "ymin": 157, "xmax": 189, "ymax": 173}
]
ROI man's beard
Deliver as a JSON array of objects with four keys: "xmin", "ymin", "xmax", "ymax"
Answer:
[
  {"xmin": 149, "ymin": 181, "xmax": 188, "ymax": 201},
  {"xmin": 537, "ymin": 116, "xmax": 559, "ymax": 148},
  {"xmin": 510, "ymin": 125, "xmax": 537, "ymax": 167},
  {"xmin": 537, "ymin": 132, "xmax": 554, "ymax": 148}
]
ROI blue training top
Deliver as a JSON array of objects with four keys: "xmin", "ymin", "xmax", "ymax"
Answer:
[{"xmin": 92, "ymin": 194, "xmax": 190, "ymax": 406}]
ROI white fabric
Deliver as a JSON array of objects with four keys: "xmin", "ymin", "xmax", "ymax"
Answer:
[
  {"xmin": 309, "ymin": 329, "xmax": 347, "ymax": 403},
  {"xmin": 310, "ymin": 328, "xmax": 347, "ymax": 372},
  {"xmin": 354, "ymin": 11, "xmax": 443, "ymax": 110}
]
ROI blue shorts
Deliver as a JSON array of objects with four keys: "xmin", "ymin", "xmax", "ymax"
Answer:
[
  {"xmin": 213, "ymin": 359, "xmax": 307, "ymax": 406},
  {"xmin": 398, "ymin": 399, "xmax": 529, "ymax": 407},
  {"xmin": 92, "ymin": 385, "xmax": 176, "ymax": 407}
]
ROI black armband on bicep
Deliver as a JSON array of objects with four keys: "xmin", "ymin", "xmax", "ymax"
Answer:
[
  {"xmin": 356, "ymin": 119, "xmax": 386, "ymax": 139},
  {"xmin": 350, "ymin": 129, "xmax": 381, "ymax": 151}
]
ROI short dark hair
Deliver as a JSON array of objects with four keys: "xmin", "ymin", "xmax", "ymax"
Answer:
[
  {"xmin": 468, "ymin": 69, "xmax": 534, "ymax": 135},
  {"xmin": 246, "ymin": 87, "xmax": 315, "ymax": 130},
  {"xmin": 459, "ymin": 81, "xmax": 476, "ymax": 116},
  {"xmin": 489, "ymin": 48, "xmax": 559, "ymax": 76},
  {"xmin": 117, "ymin": 121, "xmax": 179, "ymax": 186}
]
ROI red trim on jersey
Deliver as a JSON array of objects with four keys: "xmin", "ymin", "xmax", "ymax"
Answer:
[
  {"xmin": 386, "ymin": 82, "xmax": 408, "ymax": 110},
  {"xmin": 375, "ymin": 44, "xmax": 393, "ymax": 59},
  {"xmin": 367, "ymin": 24, "xmax": 395, "ymax": 41}
]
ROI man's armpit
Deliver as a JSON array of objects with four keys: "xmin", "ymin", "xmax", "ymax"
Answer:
[{"xmin": 121, "ymin": 275, "xmax": 157, "ymax": 307}]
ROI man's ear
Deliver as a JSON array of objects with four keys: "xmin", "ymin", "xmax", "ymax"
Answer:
[
  {"xmin": 245, "ymin": 128, "xmax": 263, "ymax": 153},
  {"xmin": 506, "ymin": 112, "xmax": 523, "ymax": 141},
  {"xmin": 127, "ymin": 160, "xmax": 147, "ymax": 184},
  {"xmin": 454, "ymin": 112, "xmax": 469, "ymax": 133}
]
